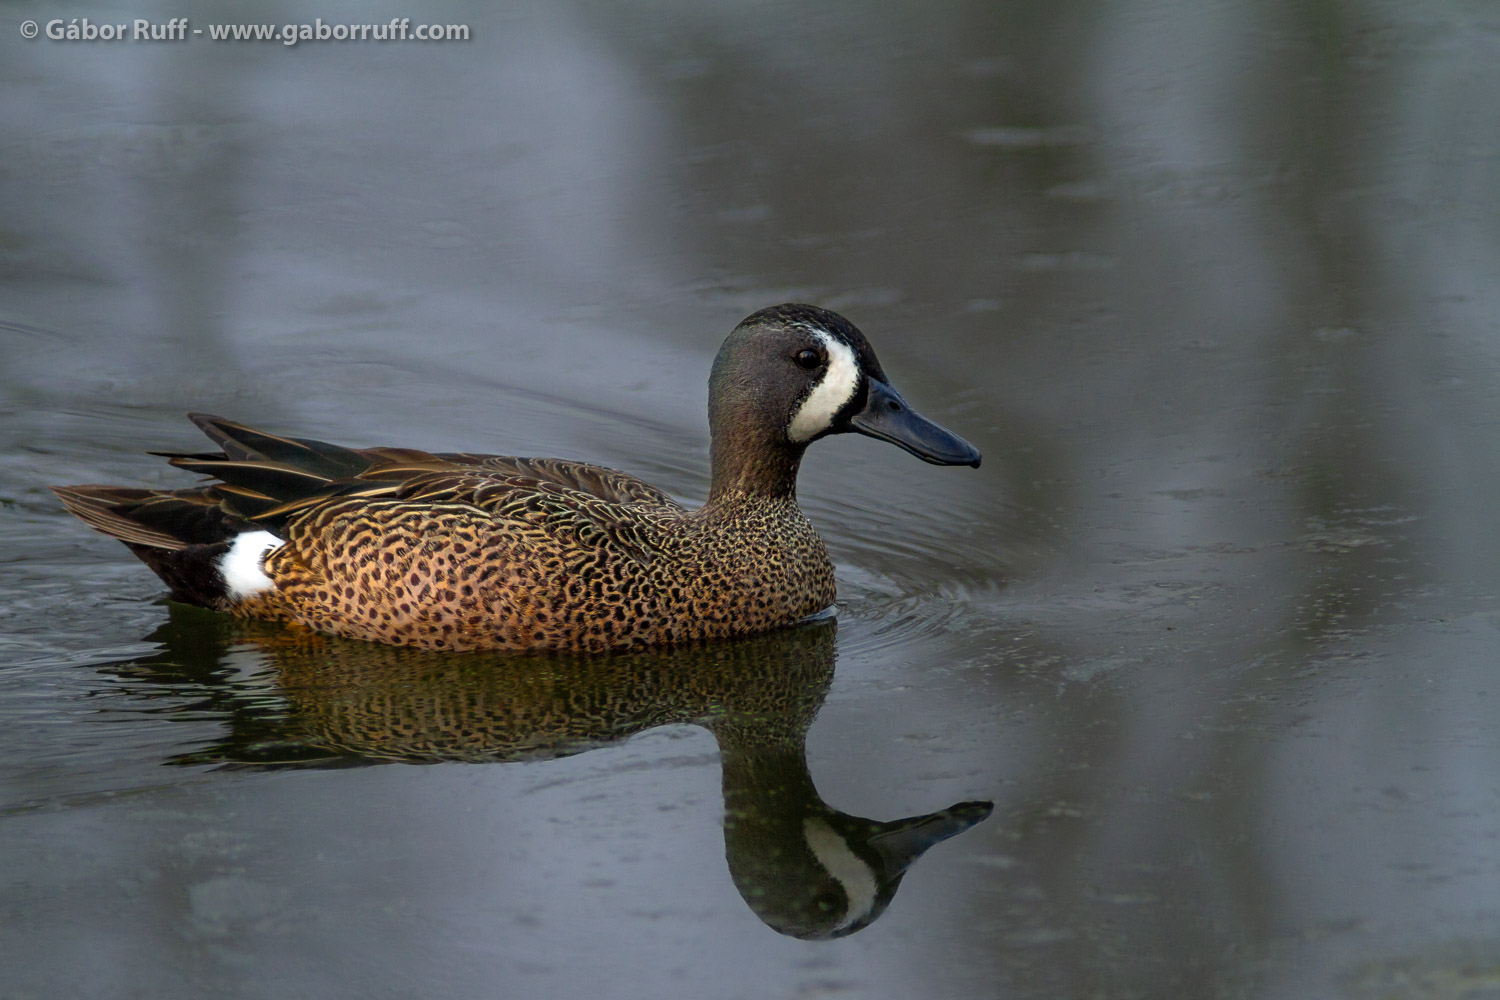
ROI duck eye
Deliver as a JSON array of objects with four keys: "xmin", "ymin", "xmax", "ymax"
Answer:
[{"xmin": 794, "ymin": 349, "xmax": 823, "ymax": 371}]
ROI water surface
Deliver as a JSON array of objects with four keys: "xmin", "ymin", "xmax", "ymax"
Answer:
[{"xmin": 5, "ymin": 1, "xmax": 1500, "ymax": 997}]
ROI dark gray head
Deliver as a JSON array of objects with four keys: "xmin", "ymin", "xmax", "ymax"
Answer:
[{"xmin": 707, "ymin": 304, "xmax": 981, "ymax": 496}]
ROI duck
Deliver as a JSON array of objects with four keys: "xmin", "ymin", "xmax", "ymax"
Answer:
[{"xmin": 52, "ymin": 303, "xmax": 981, "ymax": 652}]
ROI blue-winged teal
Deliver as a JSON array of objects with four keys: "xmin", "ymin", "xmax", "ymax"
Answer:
[{"xmin": 53, "ymin": 304, "xmax": 980, "ymax": 652}]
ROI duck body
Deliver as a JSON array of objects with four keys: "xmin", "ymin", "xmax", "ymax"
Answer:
[
  {"xmin": 53, "ymin": 304, "xmax": 980, "ymax": 653},
  {"xmin": 232, "ymin": 456, "xmax": 834, "ymax": 652}
]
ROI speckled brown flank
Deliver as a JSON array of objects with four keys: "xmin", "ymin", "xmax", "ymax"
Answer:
[{"xmin": 242, "ymin": 466, "xmax": 835, "ymax": 652}]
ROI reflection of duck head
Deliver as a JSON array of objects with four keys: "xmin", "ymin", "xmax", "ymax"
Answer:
[
  {"xmin": 713, "ymin": 711, "xmax": 992, "ymax": 939},
  {"xmin": 122, "ymin": 606, "xmax": 992, "ymax": 937}
]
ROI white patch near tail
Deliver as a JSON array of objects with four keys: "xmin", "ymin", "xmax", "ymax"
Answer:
[
  {"xmin": 803, "ymin": 817, "xmax": 880, "ymax": 932},
  {"xmin": 788, "ymin": 329, "xmax": 860, "ymax": 443},
  {"xmin": 218, "ymin": 530, "xmax": 280, "ymax": 600}
]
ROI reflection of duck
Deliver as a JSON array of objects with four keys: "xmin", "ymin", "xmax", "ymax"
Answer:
[
  {"xmin": 52, "ymin": 304, "xmax": 980, "ymax": 652},
  {"xmin": 122, "ymin": 607, "xmax": 991, "ymax": 937}
]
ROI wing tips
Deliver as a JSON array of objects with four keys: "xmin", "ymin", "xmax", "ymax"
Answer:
[{"xmin": 51, "ymin": 485, "xmax": 190, "ymax": 549}]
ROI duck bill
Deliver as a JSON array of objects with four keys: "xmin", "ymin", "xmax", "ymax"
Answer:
[
  {"xmin": 849, "ymin": 379, "xmax": 982, "ymax": 468},
  {"xmin": 868, "ymin": 800, "xmax": 995, "ymax": 875}
]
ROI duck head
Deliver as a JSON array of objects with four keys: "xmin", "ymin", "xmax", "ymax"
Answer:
[{"xmin": 708, "ymin": 304, "xmax": 981, "ymax": 498}]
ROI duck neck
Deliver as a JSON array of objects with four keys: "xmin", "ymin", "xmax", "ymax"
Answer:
[{"xmin": 707, "ymin": 429, "xmax": 805, "ymax": 506}]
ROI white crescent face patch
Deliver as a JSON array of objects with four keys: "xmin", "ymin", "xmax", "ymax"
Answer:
[
  {"xmin": 787, "ymin": 328, "xmax": 861, "ymax": 443},
  {"xmin": 803, "ymin": 817, "xmax": 880, "ymax": 933}
]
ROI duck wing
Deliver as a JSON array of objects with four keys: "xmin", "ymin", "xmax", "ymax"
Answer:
[{"xmin": 161, "ymin": 413, "xmax": 686, "ymax": 533}]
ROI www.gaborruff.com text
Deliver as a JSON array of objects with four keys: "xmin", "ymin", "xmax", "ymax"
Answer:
[{"xmin": 29, "ymin": 18, "xmax": 470, "ymax": 45}]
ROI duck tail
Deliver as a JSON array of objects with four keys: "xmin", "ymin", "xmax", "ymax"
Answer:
[
  {"xmin": 50, "ymin": 484, "xmax": 256, "ymax": 607},
  {"xmin": 52, "ymin": 412, "xmax": 382, "ymax": 608}
]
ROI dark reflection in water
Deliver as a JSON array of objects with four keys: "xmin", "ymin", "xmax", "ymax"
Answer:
[{"xmin": 100, "ymin": 607, "xmax": 990, "ymax": 939}]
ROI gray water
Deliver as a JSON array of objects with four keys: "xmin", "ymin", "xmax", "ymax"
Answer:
[{"xmin": 5, "ymin": 1, "xmax": 1500, "ymax": 997}]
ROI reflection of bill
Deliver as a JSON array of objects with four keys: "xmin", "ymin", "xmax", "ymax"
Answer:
[{"xmin": 117, "ymin": 608, "xmax": 992, "ymax": 938}]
